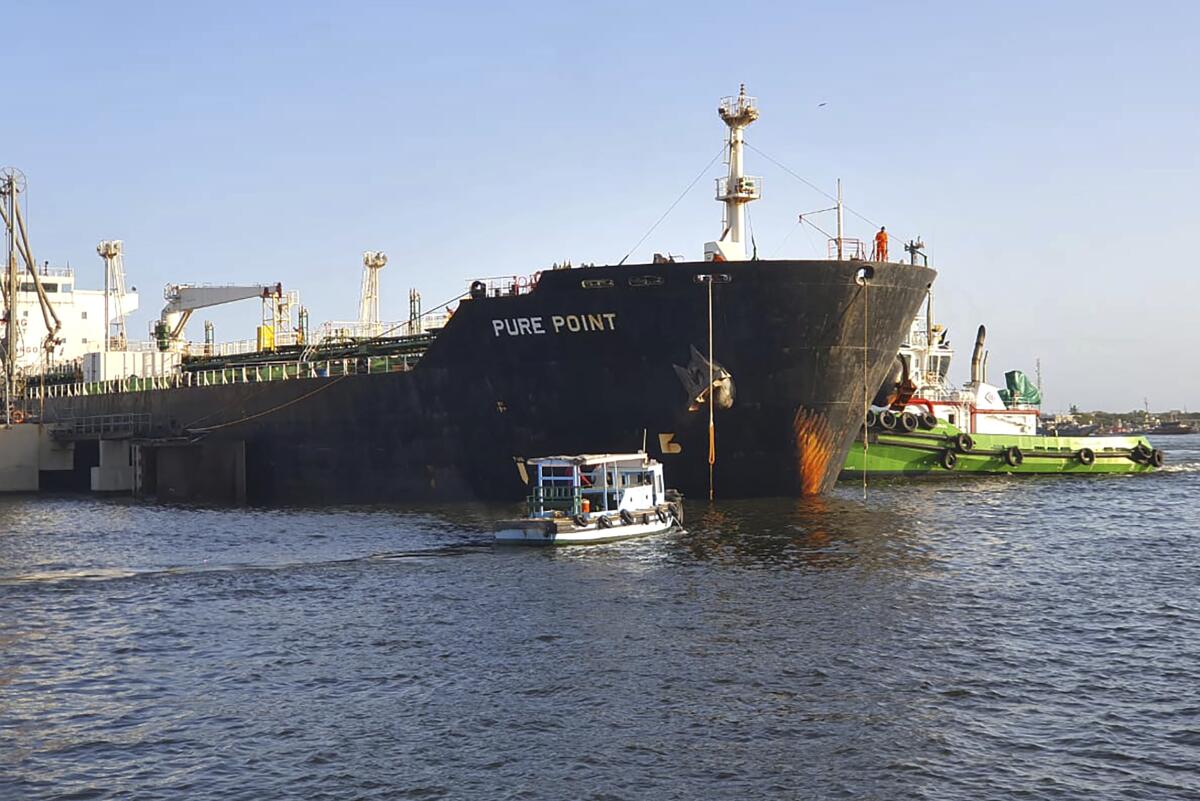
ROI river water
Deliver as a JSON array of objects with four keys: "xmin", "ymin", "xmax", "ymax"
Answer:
[{"xmin": 2, "ymin": 437, "xmax": 1198, "ymax": 800}]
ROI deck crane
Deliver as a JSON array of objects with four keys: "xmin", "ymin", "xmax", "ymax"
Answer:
[
  {"xmin": 1, "ymin": 168, "xmax": 63, "ymax": 423},
  {"xmin": 154, "ymin": 283, "xmax": 283, "ymax": 351},
  {"xmin": 97, "ymin": 240, "xmax": 129, "ymax": 350}
]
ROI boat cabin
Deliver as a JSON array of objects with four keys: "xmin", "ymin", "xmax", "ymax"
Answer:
[{"xmin": 527, "ymin": 453, "xmax": 665, "ymax": 519}]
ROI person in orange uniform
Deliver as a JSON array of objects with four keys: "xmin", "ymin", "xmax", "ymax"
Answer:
[{"xmin": 874, "ymin": 226, "xmax": 889, "ymax": 261}]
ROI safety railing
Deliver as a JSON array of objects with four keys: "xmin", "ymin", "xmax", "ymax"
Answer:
[
  {"xmin": 53, "ymin": 413, "xmax": 153, "ymax": 438},
  {"xmin": 715, "ymin": 175, "xmax": 763, "ymax": 200},
  {"xmin": 827, "ymin": 238, "xmax": 867, "ymax": 260},
  {"xmin": 528, "ymin": 484, "xmax": 583, "ymax": 516},
  {"xmin": 469, "ymin": 274, "xmax": 541, "ymax": 298},
  {"xmin": 316, "ymin": 320, "xmax": 412, "ymax": 341},
  {"xmin": 26, "ymin": 353, "xmax": 420, "ymax": 400}
]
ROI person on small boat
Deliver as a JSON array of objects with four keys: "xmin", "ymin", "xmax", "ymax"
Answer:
[{"xmin": 874, "ymin": 226, "xmax": 889, "ymax": 261}]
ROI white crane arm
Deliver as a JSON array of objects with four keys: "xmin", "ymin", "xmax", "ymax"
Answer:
[{"xmin": 160, "ymin": 283, "xmax": 280, "ymax": 340}]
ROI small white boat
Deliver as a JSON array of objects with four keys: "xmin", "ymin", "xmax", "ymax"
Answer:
[{"xmin": 494, "ymin": 453, "xmax": 684, "ymax": 545}]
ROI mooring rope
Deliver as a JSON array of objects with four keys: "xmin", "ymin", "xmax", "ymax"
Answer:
[
  {"xmin": 707, "ymin": 274, "xmax": 715, "ymax": 502},
  {"xmin": 862, "ymin": 278, "xmax": 869, "ymax": 500},
  {"xmin": 619, "ymin": 145, "xmax": 725, "ymax": 266},
  {"xmin": 186, "ymin": 375, "xmax": 350, "ymax": 434}
]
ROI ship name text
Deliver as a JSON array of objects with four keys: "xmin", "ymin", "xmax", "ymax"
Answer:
[{"xmin": 492, "ymin": 313, "xmax": 617, "ymax": 337}]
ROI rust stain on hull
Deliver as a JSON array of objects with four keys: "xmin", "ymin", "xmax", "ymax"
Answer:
[{"xmin": 793, "ymin": 407, "xmax": 836, "ymax": 495}]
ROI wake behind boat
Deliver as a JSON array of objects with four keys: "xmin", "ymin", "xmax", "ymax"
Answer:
[{"xmin": 494, "ymin": 453, "xmax": 683, "ymax": 545}]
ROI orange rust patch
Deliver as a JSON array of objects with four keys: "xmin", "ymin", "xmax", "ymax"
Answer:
[{"xmin": 793, "ymin": 407, "xmax": 836, "ymax": 495}]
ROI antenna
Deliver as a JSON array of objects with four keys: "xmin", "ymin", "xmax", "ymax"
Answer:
[
  {"xmin": 836, "ymin": 178, "xmax": 844, "ymax": 260},
  {"xmin": 1, "ymin": 168, "xmax": 63, "ymax": 418},
  {"xmin": 359, "ymin": 251, "xmax": 387, "ymax": 336},
  {"xmin": 408, "ymin": 288, "xmax": 422, "ymax": 335}
]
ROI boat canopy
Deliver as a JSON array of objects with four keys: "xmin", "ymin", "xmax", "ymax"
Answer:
[
  {"xmin": 999, "ymin": 370, "xmax": 1042, "ymax": 407},
  {"xmin": 527, "ymin": 453, "xmax": 653, "ymax": 467}
]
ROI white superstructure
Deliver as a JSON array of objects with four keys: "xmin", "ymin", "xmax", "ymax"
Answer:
[
  {"xmin": 889, "ymin": 302, "xmax": 1039, "ymax": 437},
  {"xmin": 4, "ymin": 265, "xmax": 139, "ymax": 372}
]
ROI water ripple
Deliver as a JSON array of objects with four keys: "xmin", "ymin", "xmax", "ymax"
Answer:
[{"xmin": 2, "ymin": 436, "xmax": 1199, "ymax": 799}]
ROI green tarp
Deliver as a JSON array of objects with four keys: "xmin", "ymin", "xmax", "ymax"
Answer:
[{"xmin": 999, "ymin": 370, "xmax": 1042, "ymax": 407}]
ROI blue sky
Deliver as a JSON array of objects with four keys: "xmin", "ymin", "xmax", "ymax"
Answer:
[{"xmin": 5, "ymin": 1, "xmax": 1198, "ymax": 411}]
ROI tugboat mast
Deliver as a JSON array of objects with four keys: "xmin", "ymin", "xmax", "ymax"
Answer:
[{"xmin": 705, "ymin": 85, "xmax": 761, "ymax": 262}]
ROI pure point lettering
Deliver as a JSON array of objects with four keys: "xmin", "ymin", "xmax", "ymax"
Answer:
[{"xmin": 491, "ymin": 313, "xmax": 617, "ymax": 337}]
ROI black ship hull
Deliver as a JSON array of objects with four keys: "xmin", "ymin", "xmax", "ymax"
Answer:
[{"xmin": 40, "ymin": 259, "xmax": 935, "ymax": 504}]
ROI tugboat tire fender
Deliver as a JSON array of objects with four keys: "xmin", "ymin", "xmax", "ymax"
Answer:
[
  {"xmin": 879, "ymin": 410, "xmax": 898, "ymax": 431},
  {"xmin": 920, "ymin": 412, "xmax": 938, "ymax": 430},
  {"xmin": 1004, "ymin": 445, "xmax": 1024, "ymax": 467},
  {"xmin": 572, "ymin": 514, "xmax": 589, "ymax": 527},
  {"xmin": 899, "ymin": 412, "xmax": 918, "ymax": 433},
  {"xmin": 1077, "ymin": 447, "xmax": 1096, "ymax": 466},
  {"xmin": 939, "ymin": 449, "xmax": 957, "ymax": 470},
  {"xmin": 865, "ymin": 409, "xmax": 879, "ymax": 429},
  {"xmin": 952, "ymin": 433, "xmax": 974, "ymax": 453},
  {"xmin": 620, "ymin": 509, "xmax": 635, "ymax": 526},
  {"xmin": 598, "ymin": 515, "xmax": 613, "ymax": 529},
  {"xmin": 1150, "ymin": 448, "xmax": 1165, "ymax": 468}
]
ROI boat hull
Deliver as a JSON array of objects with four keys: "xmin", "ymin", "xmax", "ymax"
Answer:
[
  {"xmin": 841, "ymin": 425, "xmax": 1159, "ymax": 478},
  {"xmin": 38, "ymin": 259, "xmax": 935, "ymax": 504},
  {"xmin": 495, "ymin": 515, "xmax": 675, "ymax": 545}
]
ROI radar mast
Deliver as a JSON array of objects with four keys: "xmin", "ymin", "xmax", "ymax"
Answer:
[{"xmin": 704, "ymin": 85, "xmax": 761, "ymax": 262}]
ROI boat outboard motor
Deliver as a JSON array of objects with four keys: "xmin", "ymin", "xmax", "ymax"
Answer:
[{"xmin": 970, "ymin": 325, "xmax": 987, "ymax": 384}]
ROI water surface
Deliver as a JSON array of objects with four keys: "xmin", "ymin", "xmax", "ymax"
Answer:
[{"xmin": 2, "ymin": 436, "xmax": 1198, "ymax": 799}]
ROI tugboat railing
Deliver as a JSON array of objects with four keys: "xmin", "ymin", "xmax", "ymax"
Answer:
[{"xmin": 528, "ymin": 485, "xmax": 582, "ymax": 516}]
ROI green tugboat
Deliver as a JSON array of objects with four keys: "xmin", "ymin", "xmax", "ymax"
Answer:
[{"xmin": 842, "ymin": 299, "xmax": 1164, "ymax": 479}]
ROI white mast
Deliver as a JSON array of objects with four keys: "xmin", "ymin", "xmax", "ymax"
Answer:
[
  {"xmin": 704, "ymin": 85, "xmax": 761, "ymax": 262},
  {"xmin": 359, "ymin": 250, "xmax": 387, "ymax": 336},
  {"xmin": 836, "ymin": 179, "xmax": 845, "ymax": 261},
  {"xmin": 97, "ymin": 240, "xmax": 128, "ymax": 352}
]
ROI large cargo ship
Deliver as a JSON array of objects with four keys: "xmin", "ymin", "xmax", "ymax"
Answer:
[{"xmin": 14, "ymin": 89, "xmax": 937, "ymax": 503}]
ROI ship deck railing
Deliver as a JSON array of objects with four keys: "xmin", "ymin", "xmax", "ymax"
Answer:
[
  {"xmin": 826, "ymin": 238, "xmax": 867, "ymax": 260},
  {"xmin": 25, "ymin": 353, "xmax": 420, "ymax": 401},
  {"xmin": 472, "ymin": 275, "xmax": 540, "ymax": 297}
]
